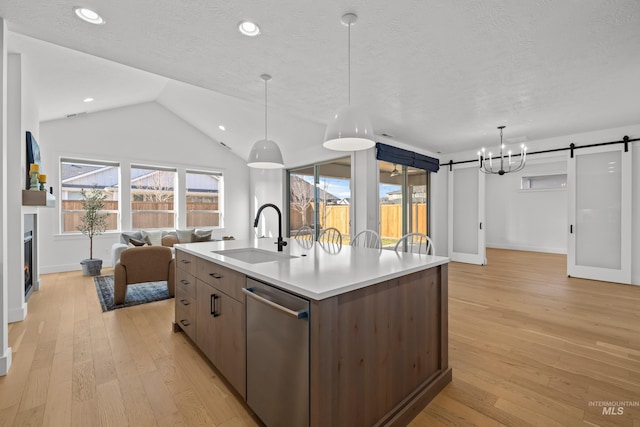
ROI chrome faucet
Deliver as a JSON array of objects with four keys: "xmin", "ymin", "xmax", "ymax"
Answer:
[{"xmin": 253, "ymin": 203, "xmax": 287, "ymax": 252}]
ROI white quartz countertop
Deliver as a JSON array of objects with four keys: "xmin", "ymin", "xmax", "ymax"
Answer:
[{"xmin": 176, "ymin": 238, "xmax": 449, "ymax": 300}]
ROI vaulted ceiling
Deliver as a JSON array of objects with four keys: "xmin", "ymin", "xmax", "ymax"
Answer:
[{"xmin": 2, "ymin": 1, "xmax": 639, "ymax": 162}]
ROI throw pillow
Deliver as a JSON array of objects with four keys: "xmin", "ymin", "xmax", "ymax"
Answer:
[
  {"xmin": 162, "ymin": 235, "xmax": 179, "ymax": 247},
  {"xmin": 120, "ymin": 230, "xmax": 143, "ymax": 245},
  {"xmin": 128, "ymin": 237, "xmax": 147, "ymax": 246},
  {"xmin": 192, "ymin": 230, "xmax": 212, "ymax": 242},
  {"xmin": 176, "ymin": 228, "xmax": 195, "ymax": 243},
  {"xmin": 127, "ymin": 241, "xmax": 148, "ymax": 248},
  {"xmin": 141, "ymin": 230, "xmax": 164, "ymax": 246}
]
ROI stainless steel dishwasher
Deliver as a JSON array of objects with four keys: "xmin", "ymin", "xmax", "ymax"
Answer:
[{"xmin": 243, "ymin": 278, "xmax": 310, "ymax": 427}]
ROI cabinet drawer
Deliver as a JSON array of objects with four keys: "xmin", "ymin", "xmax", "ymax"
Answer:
[
  {"xmin": 176, "ymin": 268, "xmax": 196, "ymax": 299},
  {"xmin": 197, "ymin": 259, "xmax": 245, "ymax": 302},
  {"xmin": 175, "ymin": 288, "xmax": 196, "ymax": 341},
  {"xmin": 176, "ymin": 250, "xmax": 197, "ymax": 275}
]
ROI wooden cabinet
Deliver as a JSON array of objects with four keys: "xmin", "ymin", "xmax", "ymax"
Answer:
[
  {"xmin": 174, "ymin": 249, "xmax": 246, "ymax": 399},
  {"xmin": 175, "ymin": 287, "xmax": 196, "ymax": 341},
  {"xmin": 197, "ymin": 258, "xmax": 245, "ymax": 301},
  {"xmin": 176, "ymin": 250, "xmax": 197, "ymax": 276},
  {"xmin": 175, "ymin": 253, "xmax": 197, "ymax": 341},
  {"xmin": 196, "ymin": 279, "xmax": 245, "ymax": 398}
]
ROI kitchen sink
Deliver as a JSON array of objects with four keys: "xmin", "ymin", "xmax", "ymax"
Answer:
[{"xmin": 212, "ymin": 248, "xmax": 298, "ymax": 264}]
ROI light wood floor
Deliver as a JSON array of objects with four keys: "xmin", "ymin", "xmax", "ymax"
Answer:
[{"xmin": 2, "ymin": 249, "xmax": 639, "ymax": 426}]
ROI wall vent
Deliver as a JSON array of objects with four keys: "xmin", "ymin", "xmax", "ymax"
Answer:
[{"xmin": 65, "ymin": 111, "xmax": 88, "ymax": 118}]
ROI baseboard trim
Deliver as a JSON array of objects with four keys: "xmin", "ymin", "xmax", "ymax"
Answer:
[
  {"xmin": 376, "ymin": 368, "xmax": 453, "ymax": 426},
  {"xmin": 8, "ymin": 303, "xmax": 27, "ymax": 323},
  {"xmin": 0, "ymin": 347, "xmax": 12, "ymax": 376},
  {"xmin": 486, "ymin": 243, "xmax": 567, "ymax": 255},
  {"xmin": 41, "ymin": 261, "xmax": 113, "ymax": 275}
]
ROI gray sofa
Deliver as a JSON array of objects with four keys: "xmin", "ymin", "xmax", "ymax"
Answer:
[{"xmin": 110, "ymin": 228, "xmax": 214, "ymax": 266}]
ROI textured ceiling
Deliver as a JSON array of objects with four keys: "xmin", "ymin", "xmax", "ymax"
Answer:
[{"xmin": 1, "ymin": 0, "xmax": 640, "ymax": 159}]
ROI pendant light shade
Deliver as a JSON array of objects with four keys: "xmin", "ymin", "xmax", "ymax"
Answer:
[
  {"xmin": 247, "ymin": 139, "xmax": 284, "ymax": 168},
  {"xmin": 323, "ymin": 105, "xmax": 374, "ymax": 151},
  {"xmin": 323, "ymin": 13, "xmax": 375, "ymax": 152},
  {"xmin": 247, "ymin": 74, "xmax": 284, "ymax": 168}
]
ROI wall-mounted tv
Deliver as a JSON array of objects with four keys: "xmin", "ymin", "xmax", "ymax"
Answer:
[{"xmin": 26, "ymin": 131, "xmax": 41, "ymax": 190}]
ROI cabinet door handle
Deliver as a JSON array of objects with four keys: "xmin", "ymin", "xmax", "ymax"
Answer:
[
  {"xmin": 209, "ymin": 273, "xmax": 222, "ymax": 279},
  {"xmin": 211, "ymin": 294, "xmax": 220, "ymax": 317},
  {"xmin": 180, "ymin": 299, "xmax": 190, "ymax": 306},
  {"xmin": 180, "ymin": 259, "xmax": 191, "ymax": 264},
  {"xmin": 180, "ymin": 319, "xmax": 190, "ymax": 327},
  {"xmin": 570, "ymin": 224, "xmax": 573, "ymax": 234},
  {"xmin": 180, "ymin": 279, "xmax": 190, "ymax": 285}
]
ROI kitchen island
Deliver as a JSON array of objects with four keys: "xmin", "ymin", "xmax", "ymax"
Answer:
[{"xmin": 174, "ymin": 237, "xmax": 451, "ymax": 426}]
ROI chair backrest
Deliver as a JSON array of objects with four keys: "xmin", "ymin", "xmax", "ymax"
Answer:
[
  {"xmin": 394, "ymin": 233, "xmax": 435, "ymax": 255},
  {"xmin": 318, "ymin": 227, "xmax": 342, "ymax": 251},
  {"xmin": 293, "ymin": 225, "xmax": 314, "ymax": 249},
  {"xmin": 351, "ymin": 229, "xmax": 382, "ymax": 249},
  {"xmin": 293, "ymin": 225, "xmax": 314, "ymax": 240}
]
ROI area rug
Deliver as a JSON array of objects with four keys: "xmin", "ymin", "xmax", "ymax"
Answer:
[{"xmin": 93, "ymin": 275, "xmax": 171, "ymax": 312}]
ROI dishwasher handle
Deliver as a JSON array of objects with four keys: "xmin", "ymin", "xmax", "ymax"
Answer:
[{"xmin": 242, "ymin": 287, "xmax": 308, "ymax": 319}]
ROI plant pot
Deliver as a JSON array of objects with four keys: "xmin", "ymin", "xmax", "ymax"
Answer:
[{"xmin": 81, "ymin": 258, "xmax": 103, "ymax": 276}]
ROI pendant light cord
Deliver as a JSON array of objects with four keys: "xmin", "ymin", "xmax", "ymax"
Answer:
[
  {"xmin": 264, "ymin": 78, "xmax": 268, "ymax": 140},
  {"xmin": 347, "ymin": 21, "xmax": 351, "ymax": 106}
]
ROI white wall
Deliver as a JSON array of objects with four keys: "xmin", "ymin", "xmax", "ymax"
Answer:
[
  {"xmin": 39, "ymin": 102, "xmax": 250, "ymax": 273},
  {"xmin": 0, "ymin": 17, "xmax": 12, "ymax": 375},
  {"xmin": 249, "ymin": 168, "xmax": 285, "ymax": 240},
  {"xmin": 7, "ymin": 54, "xmax": 26, "ymax": 322},
  {"xmin": 486, "ymin": 156, "xmax": 567, "ymax": 253}
]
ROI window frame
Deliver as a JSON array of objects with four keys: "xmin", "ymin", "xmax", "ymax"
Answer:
[
  {"xmin": 185, "ymin": 169, "xmax": 224, "ymax": 229},
  {"xmin": 59, "ymin": 158, "xmax": 121, "ymax": 234},
  {"xmin": 287, "ymin": 156, "xmax": 352, "ymax": 241},
  {"xmin": 130, "ymin": 164, "xmax": 177, "ymax": 230}
]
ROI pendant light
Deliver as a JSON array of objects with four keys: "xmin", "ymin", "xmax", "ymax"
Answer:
[
  {"xmin": 247, "ymin": 74, "xmax": 284, "ymax": 168},
  {"xmin": 323, "ymin": 13, "xmax": 375, "ymax": 151},
  {"xmin": 390, "ymin": 164, "xmax": 400, "ymax": 177}
]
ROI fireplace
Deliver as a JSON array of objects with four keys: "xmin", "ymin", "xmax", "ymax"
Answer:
[{"xmin": 24, "ymin": 231, "xmax": 33, "ymax": 300}]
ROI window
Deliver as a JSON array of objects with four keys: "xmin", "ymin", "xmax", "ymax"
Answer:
[
  {"xmin": 379, "ymin": 161, "xmax": 430, "ymax": 248},
  {"xmin": 521, "ymin": 174, "xmax": 567, "ymax": 190},
  {"xmin": 288, "ymin": 157, "xmax": 351, "ymax": 242},
  {"xmin": 186, "ymin": 170, "xmax": 223, "ymax": 228},
  {"xmin": 60, "ymin": 158, "xmax": 120, "ymax": 233},
  {"xmin": 131, "ymin": 165, "xmax": 176, "ymax": 229}
]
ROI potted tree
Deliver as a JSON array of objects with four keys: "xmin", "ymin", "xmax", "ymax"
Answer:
[{"xmin": 78, "ymin": 187, "xmax": 108, "ymax": 276}]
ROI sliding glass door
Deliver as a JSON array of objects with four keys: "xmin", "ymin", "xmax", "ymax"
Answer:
[
  {"xmin": 288, "ymin": 157, "xmax": 351, "ymax": 242},
  {"xmin": 378, "ymin": 161, "xmax": 429, "ymax": 249}
]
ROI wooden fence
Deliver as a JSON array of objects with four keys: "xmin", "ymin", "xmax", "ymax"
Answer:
[
  {"xmin": 62, "ymin": 201, "xmax": 218, "ymax": 231},
  {"xmin": 290, "ymin": 203, "xmax": 427, "ymax": 239}
]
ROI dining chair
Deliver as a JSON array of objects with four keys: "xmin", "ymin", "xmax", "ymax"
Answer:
[
  {"xmin": 351, "ymin": 229, "xmax": 382, "ymax": 249},
  {"xmin": 318, "ymin": 227, "xmax": 342, "ymax": 252},
  {"xmin": 293, "ymin": 225, "xmax": 314, "ymax": 248},
  {"xmin": 293, "ymin": 225, "xmax": 314, "ymax": 240},
  {"xmin": 394, "ymin": 232, "xmax": 435, "ymax": 255}
]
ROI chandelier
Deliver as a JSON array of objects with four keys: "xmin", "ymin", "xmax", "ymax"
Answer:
[{"xmin": 478, "ymin": 126, "xmax": 526, "ymax": 175}]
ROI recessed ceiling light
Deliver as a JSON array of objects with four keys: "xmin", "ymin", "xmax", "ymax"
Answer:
[
  {"xmin": 73, "ymin": 7, "xmax": 105, "ymax": 25},
  {"xmin": 83, "ymin": 97, "xmax": 94, "ymax": 103},
  {"xmin": 218, "ymin": 125, "xmax": 226, "ymax": 131},
  {"xmin": 238, "ymin": 20, "xmax": 260, "ymax": 37}
]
